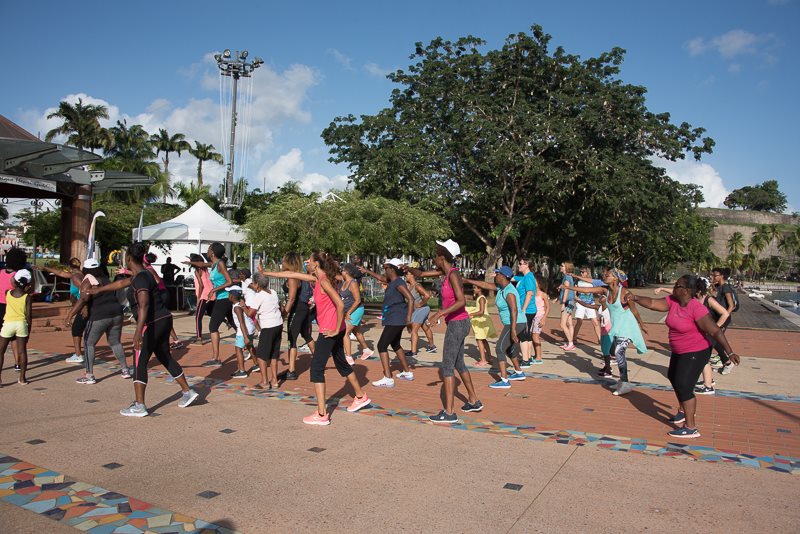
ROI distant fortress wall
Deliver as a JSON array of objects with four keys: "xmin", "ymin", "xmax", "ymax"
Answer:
[{"xmin": 697, "ymin": 208, "xmax": 799, "ymax": 260}]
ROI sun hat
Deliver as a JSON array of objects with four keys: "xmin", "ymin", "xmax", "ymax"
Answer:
[{"xmin": 435, "ymin": 239, "xmax": 460, "ymax": 258}]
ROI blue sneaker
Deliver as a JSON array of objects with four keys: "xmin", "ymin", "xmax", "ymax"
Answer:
[
  {"xmin": 668, "ymin": 410, "xmax": 686, "ymax": 425},
  {"xmin": 489, "ymin": 379, "xmax": 511, "ymax": 389},
  {"xmin": 508, "ymin": 371, "xmax": 526, "ymax": 381},
  {"xmin": 429, "ymin": 410, "xmax": 458, "ymax": 423},
  {"xmin": 668, "ymin": 426, "xmax": 700, "ymax": 439},
  {"xmin": 533, "ymin": 359, "xmax": 544, "ymax": 365}
]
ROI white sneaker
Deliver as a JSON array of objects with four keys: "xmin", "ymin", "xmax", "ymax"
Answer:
[
  {"xmin": 345, "ymin": 355, "xmax": 355, "ymax": 366},
  {"xmin": 66, "ymin": 354, "xmax": 84, "ymax": 364},
  {"xmin": 371, "ymin": 376, "xmax": 395, "ymax": 388},
  {"xmin": 349, "ymin": 333, "xmax": 357, "ymax": 341},
  {"xmin": 298, "ymin": 344, "xmax": 311, "ymax": 354},
  {"xmin": 395, "ymin": 371, "xmax": 414, "ymax": 381}
]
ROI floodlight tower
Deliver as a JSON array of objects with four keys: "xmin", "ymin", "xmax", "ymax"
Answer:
[{"xmin": 214, "ymin": 49, "xmax": 263, "ymax": 222}]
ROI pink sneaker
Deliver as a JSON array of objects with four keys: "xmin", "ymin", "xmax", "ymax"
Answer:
[
  {"xmin": 302, "ymin": 411, "xmax": 330, "ymax": 426},
  {"xmin": 562, "ymin": 343, "xmax": 577, "ymax": 351},
  {"xmin": 345, "ymin": 355, "xmax": 355, "ymax": 366},
  {"xmin": 347, "ymin": 394, "xmax": 371, "ymax": 412},
  {"xmin": 360, "ymin": 348, "xmax": 374, "ymax": 360}
]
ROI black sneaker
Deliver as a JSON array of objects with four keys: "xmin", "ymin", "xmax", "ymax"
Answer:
[
  {"xmin": 425, "ymin": 346, "xmax": 437, "ymax": 353},
  {"xmin": 231, "ymin": 370, "xmax": 248, "ymax": 379},
  {"xmin": 285, "ymin": 371, "xmax": 298, "ymax": 380},
  {"xmin": 519, "ymin": 360, "xmax": 532, "ymax": 368},
  {"xmin": 250, "ymin": 365, "xmax": 261, "ymax": 373},
  {"xmin": 694, "ymin": 385, "xmax": 715, "ymax": 395},
  {"xmin": 14, "ymin": 364, "xmax": 21, "ymax": 373},
  {"xmin": 668, "ymin": 410, "xmax": 686, "ymax": 425},
  {"xmin": 461, "ymin": 400, "xmax": 484, "ymax": 413},
  {"xmin": 429, "ymin": 410, "xmax": 458, "ymax": 423},
  {"xmin": 202, "ymin": 359, "xmax": 222, "ymax": 368},
  {"xmin": 597, "ymin": 368, "xmax": 613, "ymax": 378}
]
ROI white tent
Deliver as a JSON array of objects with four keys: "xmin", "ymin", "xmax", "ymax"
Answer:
[{"xmin": 133, "ymin": 199, "xmax": 247, "ymax": 243}]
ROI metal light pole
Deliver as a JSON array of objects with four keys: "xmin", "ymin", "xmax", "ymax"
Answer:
[{"xmin": 214, "ymin": 49, "xmax": 263, "ymax": 223}]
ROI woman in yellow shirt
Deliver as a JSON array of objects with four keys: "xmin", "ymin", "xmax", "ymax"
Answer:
[{"xmin": 0, "ymin": 269, "xmax": 33, "ymax": 385}]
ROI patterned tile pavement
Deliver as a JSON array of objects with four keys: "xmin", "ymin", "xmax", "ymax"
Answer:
[{"xmin": 0, "ymin": 456, "xmax": 237, "ymax": 533}]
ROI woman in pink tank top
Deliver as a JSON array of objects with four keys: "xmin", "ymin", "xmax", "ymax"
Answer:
[
  {"xmin": 261, "ymin": 251, "xmax": 370, "ymax": 425},
  {"xmin": 406, "ymin": 239, "xmax": 481, "ymax": 423}
]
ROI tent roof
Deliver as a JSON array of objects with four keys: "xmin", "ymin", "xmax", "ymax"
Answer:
[{"xmin": 135, "ymin": 199, "xmax": 248, "ymax": 243}]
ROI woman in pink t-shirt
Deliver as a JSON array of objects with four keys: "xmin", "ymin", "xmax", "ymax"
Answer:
[
  {"xmin": 262, "ymin": 251, "xmax": 370, "ymax": 425},
  {"xmin": 630, "ymin": 275, "xmax": 738, "ymax": 439}
]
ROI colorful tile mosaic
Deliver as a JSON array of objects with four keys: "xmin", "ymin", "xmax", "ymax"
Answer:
[{"xmin": 0, "ymin": 455, "xmax": 239, "ymax": 533}]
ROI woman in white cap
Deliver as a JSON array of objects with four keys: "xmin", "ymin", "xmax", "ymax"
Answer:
[
  {"xmin": 66, "ymin": 259, "xmax": 130, "ymax": 384},
  {"xmin": 361, "ymin": 258, "xmax": 415, "ymax": 386},
  {"xmin": 406, "ymin": 240, "xmax": 482, "ymax": 423}
]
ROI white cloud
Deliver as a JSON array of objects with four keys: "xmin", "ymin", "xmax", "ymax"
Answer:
[
  {"xmin": 686, "ymin": 30, "xmax": 777, "ymax": 62},
  {"xmin": 653, "ymin": 157, "xmax": 730, "ymax": 208},
  {"xmin": 686, "ymin": 37, "xmax": 707, "ymax": 57},
  {"xmin": 256, "ymin": 148, "xmax": 349, "ymax": 194},
  {"xmin": 326, "ymin": 48, "xmax": 354, "ymax": 71},
  {"xmin": 364, "ymin": 62, "xmax": 391, "ymax": 78}
]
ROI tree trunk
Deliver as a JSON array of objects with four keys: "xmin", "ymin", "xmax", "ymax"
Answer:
[
  {"xmin": 197, "ymin": 160, "xmax": 204, "ymax": 188},
  {"xmin": 162, "ymin": 154, "xmax": 170, "ymax": 203}
]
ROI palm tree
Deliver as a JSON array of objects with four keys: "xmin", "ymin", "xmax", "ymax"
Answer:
[
  {"xmin": 45, "ymin": 98, "xmax": 112, "ymax": 151},
  {"xmin": 726, "ymin": 231, "xmax": 745, "ymax": 274},
  {"xmin": 151, "ymin": 129, "xmax": 191, "ymax": 203},
  {"xmin": 741, "ymin": 253, "xmax": 758, "ymax": 281},
  {"xmin": 175, "ymin": 182, "xmax": 216, "ymax": 208},
  {"xmin": 188, "ymin": 141, "xmax": 223, "ymax": 188},
  {"xmin": 98, "ymin": 120, "xmax": 159, "ymax": 202}
]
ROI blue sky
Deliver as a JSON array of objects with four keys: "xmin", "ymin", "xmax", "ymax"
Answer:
[{"xmin": 3, "ymin": 0, "xmax": 798, "ymax": 213}]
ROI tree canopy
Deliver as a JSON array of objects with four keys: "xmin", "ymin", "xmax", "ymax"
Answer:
[
  {"xmin": 723, "ymin": 180, "xmax": 788, "ymax": 213},
  {"xmin": 322, "ymin": 26, "xmax": 715, "ymax": 273}
]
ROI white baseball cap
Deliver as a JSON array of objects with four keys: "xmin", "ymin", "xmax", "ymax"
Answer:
[
  {"xmin": 384, "ymin": 258, "xmax": 404, "ymax": 268},
  {"xmin": 14, "ymin": 269, "xmax": 32, "ymax": 283},
  {"xmin": 435, "ymin": 239, "xmax": 460, "ymax": 258},
  {"xmin": 83, "ymin": 258, "xmax": 100, "ymax": 269}
]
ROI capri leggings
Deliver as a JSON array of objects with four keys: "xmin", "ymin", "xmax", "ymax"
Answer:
[
  {"xmin": 309, "ymin": 330, "xmax": 352, "ymax": 383},
  {"xmin": 133, "ymin": 316, "xmax": 184, "ymax": 385},
  {"xmin": 610, "ymin": 337, "xmax": 631, "ymax": 367},
  {"xmin": 667, "ymin": 347, "xmax": 711, "ymax": 402},
  {"xmin": 84, "ymin": 315, "xmax": 127, "ymax": 374},
  {"xmin": 441, "ymin": 318, "xmax": 470, "ymax": 378},
  {"xmin": 287, "ymin": 302, "xmax": 314, "ymax": 349},
  {"xmin": 377, "ymin": 324, "xmax": 405, "ymax": 353},
  {"xmin": 195, "ymin": 299, "xmax": 210, "ymax": 339},
  {"xmin": 496, "ymin": 323, "xmax": 526, "ymax": 364},
  {"xmin": 257, "ymin": 325, "xmax": 283, "ymax": 361},
  {"xmin": 72, "ymin": 312, "xmax": 88, "ymax": 338},
  {"xmin": 209, "ymin": 298, "xmax": 232, "ymax": 334}
]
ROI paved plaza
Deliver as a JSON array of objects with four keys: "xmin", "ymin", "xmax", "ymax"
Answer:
[{"xmin": 1, "ymin": 291, "xmax": 799, "ymax": 533}]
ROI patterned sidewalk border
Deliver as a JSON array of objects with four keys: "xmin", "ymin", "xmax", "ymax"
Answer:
[
  {"xmin": 25, "ymin": 349, "xmax": 800, "ymax": 475},
  {"xmin": 0, "ymin": 455, "xmax": 238, "ymax": 534}
]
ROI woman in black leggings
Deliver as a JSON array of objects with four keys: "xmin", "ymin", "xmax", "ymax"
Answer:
[
  {"xmin": 88, "ymin": 243, "xmax": 199, "ymax": 417},
  {"xmin": 629, "ymin": 275, "xmax": 738, "ymax": 438},
  {"xmin": 187, "ymin": 243, "xmax": 233, "ymax": 367}
]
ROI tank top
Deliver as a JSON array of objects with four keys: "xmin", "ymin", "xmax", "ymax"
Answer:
[
  {"xmin": 0, "ymin": 270, "xmax": 14, "ymax": 304},
  {"xmin": 3, "ymin": 291, "xmax": 27, "ymax": 321},
  {"xmin": 408, "ymin": 283, "xmax": 424, "ymax": 305},
  {"xmin": 69, "ymin": 280, "xmax": 81, "ymax": 300},
  {"xmin": 313, "ymin": 272, "xmax": 345, "ymax": 333},
  {"xmin": 232, "ymin": 301, "xmax": 255, "ymax": 335},
  {"xmin": 209, "ymin": 261, "xmax": 229, "ymax": 299},
  {"xmin": 441, "ymin": 268, "xmax": 468, "ymax": 322},
  {"xmin": 340, "ymin": 279, "xmax": 357, "ymax": 310},
  {"xmin": 195, "ymin": 268, "xmax": 213, "ymax": 300},
  {"xmin": 607, "ymin": 287, "xmax": 647, "ymax": 354},
  {"xmin": 86, "ymin": 275, "xmax": 123, "ymax": 320},
  {"xmin": 283, "ymin": 279, "xmax": 313, "ymax": 311},
  {"xmin": 382, "ymin": 277, "xmax": 409, "ymax": 326},
  {"xmin": 534, "ymin": 295, "xmax": 546, "ymax": 319}
]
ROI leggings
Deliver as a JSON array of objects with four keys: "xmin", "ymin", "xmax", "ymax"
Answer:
[
  {"xmin": 377, "ymin": 324, "xmax": 405, "ymax": 352},
  {"xmin": 256, "ymin": 325, "xmax": 283, "ymax": 361},
  {"xmin": 496, "ymin": 323, "xmax": 525, "ymax": 364},
  {"xmin": 611, "ymin": 337, "xmax": 631, "ymax": 382},
  {"xmin": 441, "ymin": 318, "xmax": 470, "ymax": 378},
  {"xmin": 309, "ymin": 330, "xmax": 352, "ymax": 383},
  {"xmin": 287, "ymin": 302, "xmax": 314, "ymax": 349},
  {"xmin": 668, "ymin": 347, "xmax": 711, "ymax": 402},
  {"xmin": 133, "ymin": 316, "xmax": 184, "ymax": 385},
  {"xmin": 84, "ymin": 315, "xmax": 127, "ymax": 374},
  {"xmin": 195, "ymin": 299, "xmax": 210, "ymax": 338},
  {"xmin": 713, "ymin": 325, "xmax": 731, "ymax": 364},
  {"xmin": 209, "ymin": 298, "xmax": 232, "ymax": 333},
  {"xmin": 72, "ymin": 312, "xmax": 88, "ymax": 338}
]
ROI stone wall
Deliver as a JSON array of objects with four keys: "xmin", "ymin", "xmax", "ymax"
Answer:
[{"xmin": 698, "ymin": 208, "xmax": 799, "ymax": 261}]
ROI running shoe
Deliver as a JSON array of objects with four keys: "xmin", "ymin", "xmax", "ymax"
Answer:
[
  {"xmin": 285, "ymin": 371, "xmax": 298, "ymax": 380},
  {"xmin": 425, "ymin": 346, "xmax": 437, "ymax": 353},
  {"xmin": 347, "ymin": 394, "xmax": 371, "ymax": 413},
  {"xmin": 349, "ymin": 333, "xmax": 357, "ymax": 341},
  {"xmin": 562, "ymin": 343, "xmax": 577, "ymax": 351},
  {"xmin": 75, "ymin": 374, "xmax": 96, "ymax": 385},
  {"xmin": 202, "ymin": 359, "xmax": 223, "ymax": 368},
  {"xmin": 395, "ymin": 371, "xmax": 414, "ymax": 381},
  {"xmin": 597, "ymin": 368, "xmax": 613, "ymax": 378},
  {"xmin": 461, "ymin": 400, "xmax": 484, "ymax": 413},
  {"xmin": 371, "ymin": 376, "xmax": 396, "ymax": 388},
  {"xmin": 231, "ymin": 370, "xmax": 248, "ymax": 379},
  {"xmin": 66, "ymin": 354, "xmax": 84, "ymax": 364},
  {"xmin": 533, "ymin": 359, "xmax": 544, "ymax": 365},
  {"xmin": 303, "ymin": 411, "xmax": 331, "ymax": 426},
  {"xmin": 519, "ymin": 360, "xmax": 532, "ymax": 368},
  {"xmin": 120, "ymin": 402, "xmax": 148, "ymax": 417},
  {"xmin": 508, "ymin": 371, "xmax": 526, "ymax": 381},
  {"xmin": 610, "ymin": 358, "xmax": 618, "ymax": 366},
  {"xmin": 178, "ymin": 389, "xmax": 199, "ymax": 408},
  {"xmin": 694, "ymin": 385, "xmax": 715, "ymax": 395},
  {"xmin": 613, "ymin": 382, "xmax": 634, "ymax": 396},
  {"xmin": 121, "ymin": 368, "xmax": 133, "ymax": 379},
  {"xmin": 345, "ymin": 355, "xmax": 355, "ymax": 366},
  {"xmin": 720, "ymin": 363, "xmax": 734, "ymax": 375},
  {"xmin": 709, "ymin": 355, "xmax": 723, "ymax": 369},
  {"xmin": 14, "ymin": 364, "xmax": 20, "ymax": 372},
  {"xmin": 489, "ymin": 378, "xmax": 511, "ymax": 389},
  {"xmin": 429, "ymin": 410, "xmax": 458, "ymax": 423},
  {"xmin": 250, "ymin": 365, "xmax": 261, "ymax": 373},
  {"xmin": 668, "ymin": 426, "xmax": 700, "ymax": 439},
  {"xmin": 696, "ymin": 378, "xmax": 716, "ymax": 386},
  {"xmin": 244, "ymin": 351, "xmax": 252, "ymax": 361},
  {"xmin": 298, "ymin": 344, "xmax": 312, "ymax": 354},
  {"xmin": 406, "ymin": 355, "xmax": 419, "ymax": 366},
  {"xmin": 668, "ymin": 410, "xmax": 686, "ymax": 425},
  {"xmin": 360, "ymin": 348, "xmax": 375, "ymax": 360},
  {"xmin": 170, "ymin": 341, "xmax": 184, "ymax": 350}
]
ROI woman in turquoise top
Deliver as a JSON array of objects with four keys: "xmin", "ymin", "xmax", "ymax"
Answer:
[
  {"xmin": 39, "ymin": 258, "xmax": 87, "ymax": 364},
  {"xmin": 571, "ymin": 268, "xmax": 647, "ymax": 396},
  {"xmin": 186, "ymin": 243, "xmax": 233, "ymax": 367}
]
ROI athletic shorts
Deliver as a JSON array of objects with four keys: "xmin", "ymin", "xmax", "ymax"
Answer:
[
  {"xmin": 411, "ymin": 305, "xmax": 430, "ymax": 325},
  {"xmin": 1, "ymin": 320, "xmax": 28, "ymax": 338},
  {"xmin": 234, "ymin": 334, "xmax": 253, "ymax": 349},
  {"xmin": 531, "ymin": 314, "xmax": 544, "ymax": 335},
  {"xmin": 562, "ymin": 302, "xmax": 575, "ymax": 315},
  {"xmin": 575, "ymin": 304, "xmax": 597, "ymax": 320},
  {"xmin": 348, "ymin": 306, "xmax": 365, "ymax": 327}
]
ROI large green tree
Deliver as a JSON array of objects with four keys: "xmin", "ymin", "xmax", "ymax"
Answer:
[
  {"xmin": 45, "ymin": 98, "xmax": 112, "ymax": 151},
  {"xmin": 323, "ymin": 26, "xmax": 714, "ymax": 272},
  {"xmin": 188, "ymin": 141, "xmax": 223, "ymax": 188},
  {"xmin": 151, "ymin": 128, "xmax": 191, "ymax": 203},
  {"xmin": 723, "ymin": 180, "xmax": 788, "ymax": 213}
]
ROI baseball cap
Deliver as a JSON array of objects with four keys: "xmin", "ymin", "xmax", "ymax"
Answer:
[
  {"xmin": 384, "ymin": 258, "xmax": 404, "ymax": 268},
  {"xmin": 83, "ymin": 258, "xmax": 100, "ymax": 269},
  {"xmin": 227, "ymin": 285, "xmax": 243, "ymax": 294},
  {"xmin": 435, "ymin": 239, "xmax": 460, "ymax": 258},
  {"xmin": 494, "ymin": 266, "xmax": 514, "ymax": 279},
  {"xmin": 14, "ymin": 269, "xmax": 32, "ymax": 283}
]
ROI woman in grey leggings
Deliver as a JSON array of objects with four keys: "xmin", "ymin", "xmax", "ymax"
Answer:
[{"xmin": 66, "ymin": 260, "xmax": 130, "ymax": 384}]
